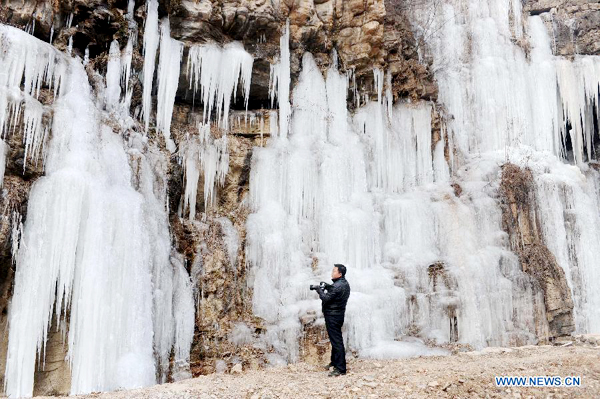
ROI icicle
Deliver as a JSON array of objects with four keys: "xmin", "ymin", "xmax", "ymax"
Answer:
[
  {"xmin": 555, "ymin": 56, "xmax": 600, "ymax": 164},
  {"xmin": 105, "ymin": 40, "xmax": 122, "ymax": 109},
  {"xmin": 121, "ymin": 38, "xmax": 134, "ymax": 93},
  {"xmin": 373, "ymin": 68, "xmax": 384, "ymax": 104},
  {"xmin": 182, "ymin": 136, "xmax": 201, "ymax": 220},
  {"xmin": 124, "ymin": 0, "xmax": 139, "ymax": 47},
  {"xmin": 21, "ymin": 96, "xmax": 47, "ymax": 169},
  {"xmin": 186, "ymin": 42, "xmax": 253, "ymax": 131},
  {"xmin": 0, "ymin": 24, "xmax": 67, "ymax": 172},
  {"xmin": 10, "ymin": 211, "xmax": 23, "ymax": 264},
  {"xmin": 181, "ymin": 122, "xmax": 230, "ymax": 219},
  {"xmin": 127, "ymin": 0, "xmax": 135, "ymax": 16},
  {"xmin": 156, "ymin": 18, "xmax": 182, "ymax": 153},
  {"xmin": 66, "ymin": 13, "xmax": 74, "ymax": 29},
  {"xmin": 171, "ymin": 254, "xmax": 195, "ymax": 381},
  {"xmin": 268, "ymin": 20, "xmax": 291, "ymax": 138},
  {"xmin": 0, "ymin": 139, "xmax": 6, "ymax": 187},
  {"xmin": 67, "ymin": 36, "xmax": 73, "ymax": 56},
  {"xmin": 217, "ymin": 217, "xmax": 239, "ymax": 270},
  {"xmin": 142, "ymin": 0, "xmax": 159, "ymax": 132},
  {"xmin": 385, "ymin": 70, "xmax": 393, "ymax": 120}
]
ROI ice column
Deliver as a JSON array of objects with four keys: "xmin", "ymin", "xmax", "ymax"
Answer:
[
  {"xmin": 268, "ymin": 20, "xmax": 291, "ymax": 138},
  {"xmin": 142, "ymin": 0, "xmax": 159, "ymax": 132},
  {"xmin": 156, "ymin": 18, "xmax": 183, "ymax": 153},
  {"xmin": 105, "ymin": 40, "xmax": 122, "ymax": 109},
  {"xmin": 3, "ymin": 24, "xmax": 194, "ymax": 398}
]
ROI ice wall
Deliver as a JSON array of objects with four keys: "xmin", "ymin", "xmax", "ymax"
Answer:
[
  {"xmin": 246, "ymin": 51, "xmax": 541, "ymax": 362},
  {"xmin": 410, "ymin": 1, "xmax": 600, "ymax": 165},
  {"xmin": 247, "ymin": 1, "xmax": 600, "ymax": 363},
  {"xmin": 408, "ymin": 0, "xmax": 600, "ymax": 332},
  {"xmin": 1, "ymin": 24, "xmax": 193, "ymax": 398}
]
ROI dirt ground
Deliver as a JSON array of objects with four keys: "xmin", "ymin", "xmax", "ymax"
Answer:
[{"xmin": 45, "ymin": 345, "xmax": 600, "ymax": 399}]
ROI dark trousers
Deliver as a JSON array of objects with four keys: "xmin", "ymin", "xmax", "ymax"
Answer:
[{"xmin": 324, "ymin": 313, "xmax": 346, "ymax": 373}]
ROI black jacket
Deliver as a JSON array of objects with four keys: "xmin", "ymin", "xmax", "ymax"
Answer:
[{"xmin": 316, "ymin": 276, "xmax": 351, "ymax": 316}]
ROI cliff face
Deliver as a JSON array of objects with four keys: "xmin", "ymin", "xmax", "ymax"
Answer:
[
  {"xmin": 524, "ymin": 0, "xmax": 600, "ymax": 56},
  {"xmin": 0, "ymin": 0, "xmax": 598, "ymax": 396},
  {"xmin": 0, "ymin": 1, "xmax": 437, "ymax": 390},
  {"xmin": 499, "ymin": 164, "xmax": 575, "ymax": 339}
]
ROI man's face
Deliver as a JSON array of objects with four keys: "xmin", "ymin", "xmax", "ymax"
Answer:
[{"xmin": 331, "ymin": 266, "xmax": 341, "ymax": 279}]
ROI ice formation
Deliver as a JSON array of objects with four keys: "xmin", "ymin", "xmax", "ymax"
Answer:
[
  {"xmin": 268, "ymin": 19, "xmax": 291, "ymax": 138},
  {"xmin": 186, "ymin": 41, "xmax": 254, "ymax": 130},
  {"xmin": 156, "ymin": 18, "xmax": 183, "ymax": 152},
  {"xmin": 181, "ymin": 122, "xmax": 229, "ymax": 219},
  {"xmin": 247, "ymin": 0, "xmax": 600, "ymax": 363},
  {"xmin": 105, "ymin": 40, "xmax": 122, "ymax": 109},
  {"xmin": 1, "ymin": 23, "xmax": 193, "ymax": 398},
  {"xmin": 408, "ymin": 0, "xmax": 600, "ymax": 331},
  {"xmin": 410, "ymin": 1, "xmax": 600, "ymax": 165},
  {"xmin": 141, "ymin": 0, "xmax": 159, "ymax": 132},
  {"xmin": 0, "ymin": 140, "xmax": 6, "ymax": 187},
  {"xmin": 181, "ymin": 40, "xmax": 254, "ymax": 219},
  {"xmin": 0, "ymin": 25, "xmax": 66, "ymax": 176},
  {"xmin": 246, "ymin": 51, "xmax": 538, "ymax": 361},
  {"xmin": 2, "ymin": 0, "xmax": 600, "ymax": 395},
  {"xmin": 218, "ymin": 217, "xmax": 240, "ymax": 270}
]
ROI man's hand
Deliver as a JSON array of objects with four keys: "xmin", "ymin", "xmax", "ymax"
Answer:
[{"xmin": 316, "ymin": 281, "xmax": 339, "ymax": 304}]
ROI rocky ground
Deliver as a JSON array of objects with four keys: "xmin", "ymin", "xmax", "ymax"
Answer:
[{"xmin": 42, "ymin": 340, "xmax": 600, "ymax": 399}]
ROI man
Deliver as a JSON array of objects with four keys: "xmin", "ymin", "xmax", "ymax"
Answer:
[{"xmin": 314, "ymin": 264, "xmax": 351, "ymax": 377}]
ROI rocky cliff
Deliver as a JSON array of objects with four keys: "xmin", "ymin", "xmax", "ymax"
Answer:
[{"xmin": 0, "ymin": 0, "xmax": 598, "ymax": 396}]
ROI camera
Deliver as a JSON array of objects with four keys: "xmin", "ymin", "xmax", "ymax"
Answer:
[{"xmin": 309, "ymin": 282, "xmax": 329, "ymax": 291}]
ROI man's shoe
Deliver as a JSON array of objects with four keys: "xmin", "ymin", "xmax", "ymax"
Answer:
[
  {"xmin": 328, "ymin": 368, "xmax": 345, "ymax": 377},
  {"xmin": 324, "ymin": 362, "xmax": 333, "ymax": 370}
]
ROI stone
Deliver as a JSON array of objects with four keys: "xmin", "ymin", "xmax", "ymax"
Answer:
[
  {"xmin": 231, "ymin": 363, "xmax": 243, "ymax": 374},
  {"xmin": 481, "ymin": 347, "xmax": 513, "ymax": 354}
]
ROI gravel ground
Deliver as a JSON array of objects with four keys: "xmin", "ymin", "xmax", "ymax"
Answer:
[{"xmin": 43, "ymin": 345, "xmax": 600, "ymax": 399}]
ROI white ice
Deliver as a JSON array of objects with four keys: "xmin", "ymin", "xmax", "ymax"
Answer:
[
  {"xmin": 156, "ymin": 18, "xmax": 183, "ymax": 152},
  {"xmin": 2, "ymin": 23, "xmax": 194, "ymax": 398},
  {"xmin": 186, "ymin": 41, "xmax": 254, "ymax": 130},
  {"xmin": 141, "ymin": 0, "xmax": 159, "ymax": 132}
]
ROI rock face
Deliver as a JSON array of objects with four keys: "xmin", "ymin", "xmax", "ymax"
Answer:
[
  {"xmin": 499, "ymin": 164, "xmax": 575, "ymax": 339},
  {"xmin": 524, "ymin": 0, "xmax": 600, "ymax": 55},
  {"xmin": 169, "ymin": 0, "xmax": 435, "ymax": 103}
]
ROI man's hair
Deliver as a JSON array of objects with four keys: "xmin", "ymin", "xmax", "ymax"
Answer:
[{"xmin": 334, "ymin": 264, "xmax": 347, "ymax": 277}]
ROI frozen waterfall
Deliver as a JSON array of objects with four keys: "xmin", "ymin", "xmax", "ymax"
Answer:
[
  {"xmin": 0, "ymin": 24, "xmax": 193, "ymax": 398},
  {"xmin": 246, "ymin": 0, "xmax": 600, "ymax": 364},
  {"xmin": 1, "ymin": 0, "xmax": 600, "ymax": 395},
  {"xmin": 409, "ymin": 0, "xmax": 600, "ymax": 334}
]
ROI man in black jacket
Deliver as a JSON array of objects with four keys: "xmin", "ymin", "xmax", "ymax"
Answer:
[{"xmin": 314, "ymin": 264, "xmax": 351, "ymax": 376}]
